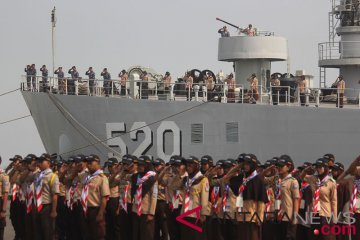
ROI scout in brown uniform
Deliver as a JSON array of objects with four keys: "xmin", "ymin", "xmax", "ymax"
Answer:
[
  {"xmin": 82, "ymin": 154, "xmax": 110, "ymax": 240},
  {"xmin": 105, "ymin": 157, "xmax": 122, "ymax": 240},
  {"xmin": 0, "ymin": 156, "xmax": 10, "ymax": 240},
  {"xmin": 34, "ymin": 153, "xmax": 60, "ymax": 240},
  {"xmin": 237, "ymin": 154, "xmax": 268, "ymax": 240},
  {"xmin": 163, "ymin": 72, "xmax": 172, "ymax": 93},
  {"xmin": 296, "ymin": 162, "xmax": 315, "ymax": 240},
  {"xmin": 270, "ymin": 75, "xmax": 281, "ymax": 105},
  {"xmin": 6, "ymin": 155, "xmax": 24, "ymax": 240},
  {"xmin": 164, "ymin": 156, "xmax": 187, "ymax": 240},
  {"xmin": 18, "ymin": 154, "xmax": 40, "ymax": 240},
  {"xmin": 119, "ymin": 70, "xmax": 129, "ymax": 95},
  {"xmin": 141, "ymin": 71, "xmax": 149, "ymax": 99},
  {"xmin": 336, "ymin": 156, "xmax": 360, "ymax": 240},
  {"xmin": 178, "ymin": 156, "xmax": 209, "ymax": 240},
  {"xmin": 215, "ymin": 159, "xmax": 243, "ymax": 240},
  {"xmin": 296, "ymin": 75, "xmax": 308, "ymax": 106},
  {"xmin": 260, "ymin": 159, "xmax": 278, "ymax": 240},
  {"xmin": 274, "ymin": 157, "xmax": 300, "ymax": 240},
  {"xmin": 302, "ymin": 158, "xmax": 337, "ymax": 240},
  {"xmin": 153, "ymin": 158, "xmax": 169, "ymax": 240},
  {"xmin": 118, "ymin": 155, "xmax": 137, "ymax": 240},
  {"xmin": 131, "ymin": 155, "xmax": 157, "ymax": 240},
  {"xmin": 336, "ymin": 75, "xmax": 345, "ymax": 108},
  {"xmin": 56, "ymin": 158, "xmax": 70, "ymax": 240},
  {"xmin": 248, "ymin": 73, "xmax": 259, "ymax": 103},
  {"xmin": 226, "ymin": 73, "xmax": 236, "ymax": 103}
]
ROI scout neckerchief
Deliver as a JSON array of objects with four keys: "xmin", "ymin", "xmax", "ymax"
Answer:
[
  {"xmin": 222, "ymin": 185, "xmax": 230, "ymax": 212},
  {"xmin": 120, "ymin": 182, "xmax": 130, "ymax": 213},
  {"xmin": 136, "ymin": 171, "xmax": 156, "ymax": 216},
  {"xmin": 299, "ymin": 181, "xmax": 310, "ymax": 209},
  {"xmin": 170, "ymin": 190, "xmax": 180, "ymax": 211},
  {"xmin": 68, "ymin": 180, "xmax": 78, "ymax": 210},
  {"xmin": 184, "ymin": 171, "xmax": 202, "ymax": 213},
  {"xmin": 26, "ymin": 183, "xmax": 34, "ymax": 214},
  {"xmin": 237, "ymin": 170, "xmax": 258, "ymax": 211},
  {"xmin": 12, "ymin": 183, "xmax": 18, "ymax": 202},
  {"xmin": 265, "ymin": 188, "xmax": 272, "ymax": 215},
  {"xmin": 35, "ymin": 168, "xmax": 52, "ymax": 213},
  {"xmin": 312, "ymin": 174, "xmax": 331, "ymax": 216},
  {"xmin": 350, "ymin": 179, "xmax": 360, "ymax": 214},
  {"xmin": 211, "ymin": 186, "xmax": 220, "ymax": 214},
  {"xmin": 81, "ymin": 169, "xmax": 103, "ymax": 216}
]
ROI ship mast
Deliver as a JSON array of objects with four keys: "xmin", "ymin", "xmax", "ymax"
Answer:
[{"xmin": 51, "ymin": 7, "xmax": 56, "ymax": 77}]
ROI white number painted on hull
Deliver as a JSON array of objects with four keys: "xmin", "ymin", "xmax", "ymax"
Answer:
[
  {"xmin": 157, "ymin": 121, "xmax": 181, "ymax": 160},
  {"xmin": 130, "ymin": 122, "xmax": 153, "ymax": 156},
  {"xmin": 106, "ymin": 121, "xmax": 181, "ymax": 158},
  {"xmin": 106, "ymin": 123, "xmax": 128, "ymax": 155}
]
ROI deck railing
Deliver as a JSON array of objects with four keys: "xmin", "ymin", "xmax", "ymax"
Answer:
[{"xmin": 20, "ymin": 75, "xmax": 360, "ymax": 109}]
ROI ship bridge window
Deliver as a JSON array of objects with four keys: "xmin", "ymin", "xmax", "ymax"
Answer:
[
  {"xmin": 226, "ymin": 122, "xmax": 239, "ymax": 143},
  {"xmin": 191, "ymin": 123, "xmax": 203, "ymax": 144}
]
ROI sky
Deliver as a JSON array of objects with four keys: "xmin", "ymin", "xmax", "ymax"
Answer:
[{"xmin": 0, "ymin": 0, "xmax": 339, "ymax": 167}]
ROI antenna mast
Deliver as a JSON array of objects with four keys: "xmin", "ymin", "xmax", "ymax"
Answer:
[{"xmin": 51, "ymin": 7, "xmax": 56, "ymax": 77}]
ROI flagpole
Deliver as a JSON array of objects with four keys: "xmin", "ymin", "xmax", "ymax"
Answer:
[{"xmin": 51, "ymin": 7, "xmax": 56, "ymax": 78}]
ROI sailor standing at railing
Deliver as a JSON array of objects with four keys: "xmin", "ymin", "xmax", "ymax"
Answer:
[
  {"xmin": 119, "ymin": 70, "xmax": 128, "ymax": 96},
  {"xmin": 54, "ymin": 67, "xmax": 65, "ymax": 94},
  {"xmin": 336, "ymin": 75, "xmax": 345, "ymax": 108},
  {"xmin": 25, "ymin": 65, "xmax": 31, "ymax": 90},
  {"xmin": 101, "ymin": 68, "xmax": 111, "ymax": 97},
  {"xmin": 239, "ymin": 24, "xmax": 256, "ymax": 36},
  {"xmin": 247, "ymin": 73, "xmax": 259, "ymax": 104},
  {"xmin": 226, "ymin": 73, "xmax": 235, "ymax": 103},
  {"xmin": 184, "ymin": 72, "xmax": 193, "ymax": 101},
  {"xmin": 40, "ymin": 65, "xmax": 49, "ymax": 92},
  {"xmin": 163, "ymin": 71, "xmax": 172, "ymax": 94},
  {"xmin": 270, "ymin": 75, "xmax": 281, "ymax": 105},
  {"xmin": 296, "ymin": 75, "xmax": 308, "ymax": 107},
  {"xmin": 140, "ymin": 71, "xmax": 149, "ymax": 99},
  {"xmin": 205, "ymin": 72, "xmax": 214, "ymax": 101},
  {"xmin": 85, "ymin": 67, "xmax": 96, "ymax": 96},
  {"xmin": 30, "ymin": 64, "xmax": 37, "ymax": 91},
  {"xmin": 68, "ymin": 66, "xmax": 79, "ymax": 95}
]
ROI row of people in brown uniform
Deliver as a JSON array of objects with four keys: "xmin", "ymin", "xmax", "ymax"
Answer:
[{"xmin": 4, "ymin": 152, "xmax": 360, "ymax": 240}]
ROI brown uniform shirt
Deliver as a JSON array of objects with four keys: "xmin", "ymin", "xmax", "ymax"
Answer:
[
  {"xmin": 305, "ymin": 175, "xmax": 337, "ymax": 218},
  {"xmin": 180, "ymin": 173, "xmax": 210, "ymax": 218},
  {"xmin": 166, "ymin": 172, "xmax": 188, "ymax": 209},
  {"xmin": 219, "ymin": 182, "xmax": 237, "ymax": 219},
  {"xmin": 163, "ymin": 75, "xmax": 172, "ymax": 88},
  {"xmin": 75, "ymin": 168, "xmax": 89, "ymax": 201},
  {"xmin": 279, "ymin": 174, "xmax": 300, "ymax": 222},
  {"xmin": 36, "ymin": 169, "xmax": 60, "ymax": 204},
  {"xmin": 119, "ymin": 173, "xmax": 133, "ymax": 205},
  {"xmin": 237, "ymin": 200, "xmax": 265, "ymax": 223},
  {"xmin": 337, "ymin": 79, "xmax": 345, "ymax": 94},
  {"xmin": 109, "ymin": 173, "xmax": 121, "ymax": 198},
  {"xmin": 0, "ymin": 172, "xmax": 10, "ymax": 197},
  {"xmin": 120, "ymin": 73, "xmax": 128, "ymax": 86},
  {"xmin": 297, "ymin": 79, "xmax": 308, "ymax": 94},
  {"xmin": 132, "ymin": 180, "xmax": 158, "ymax": 215},
  {"xmin": 87, "ymin": 173, "xmax": 110, "ymax": 207}
]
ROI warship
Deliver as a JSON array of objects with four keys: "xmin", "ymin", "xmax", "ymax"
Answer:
[{"xmin": 21, "ymin": 0, "xmax": 360, "ymax": 165}]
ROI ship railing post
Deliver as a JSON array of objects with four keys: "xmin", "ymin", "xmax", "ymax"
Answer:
[
  {"xmin": 155, "ymin": 81, "xmax": 158, "ymax": 98},
  {"xmin": 75, "ymin": 79, "xmax": 78, "ymax": 96},
  {"xmin": 170, "ymin": 84, "xmax": 174, "ymax": 101},
  {"xmin": 188, "ymin": 85, "xmax": 191, "ymax": 101},
  {"xmin": 285, "ymin": 90, "xmax": 288, "ymax": 106},
  {"xmin": 87, "ymin": 79, "xmax": 90, "ymax": 96},
  {"xmin": 139, "ymin": 81, "xmax": 142, "ymax": 99},
  {"xmin": 297, "ymin": 88, "xmax": 300, "ymax": 106},
  {"xmin": 316, "ymin": 89, "xmax": 320, "ymax": 107},
  {"xmin": 305, "ymin": 88, "xmax": 310, "ymax": 107},
  {"xmin": 337, "ymin": 91, "xmax": 339, "ymax": 108},
  {"xmin": 277, "ymin": 89, "xmax": 280, "ymax": 105},
  {"xmin": 241, "ymin": 87, "xmax": 244, "ymax": 104},
  {"xmin": 358, "ymin": 90, "xmax": 360, "ymax": 109},
  {"xmin": 203, "ymin": 86, "xmax": 207, "ymax": 102},
  {"xmin": 223, "ymin": 82, "xmax": 228, "ymax": 103},
  {"xmin": 65, "ymin": 78, "xmax": 68, "ymax": 95},
  {"xmin": 288, "ymin": 86, "xmax": 291, "ymax": 105},
  {"xmin": 260, "ymin": 85, "xmax": 263, "ymax": 104},
  {"xmin": 111, "ymin": 81, "xmax": 114, "ymax": 97},
  {"xmin": 270, "ymin": 86, "xmax": 273, "ymax": 105},
  {"xmin": 194, "ymin": 85, "xmax": 199, "ymax": 102}
]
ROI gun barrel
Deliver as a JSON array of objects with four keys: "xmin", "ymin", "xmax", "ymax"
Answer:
[{"xmin": 216, "ymin": 17, "xmax": 239, "ymax": 29}]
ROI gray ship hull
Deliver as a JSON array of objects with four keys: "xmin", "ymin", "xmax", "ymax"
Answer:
[{"xmin": 22, "ymin": 91, "xmax": 360, "ymax": 165}]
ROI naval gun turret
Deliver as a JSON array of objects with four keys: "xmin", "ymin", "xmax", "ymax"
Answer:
[{"xmin": 216, "ymin": 17, "xmax": 288, "ymax": 92}]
